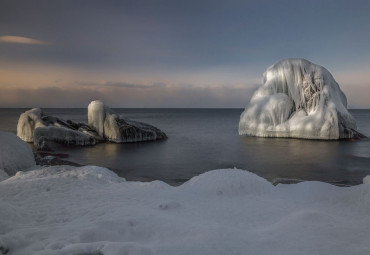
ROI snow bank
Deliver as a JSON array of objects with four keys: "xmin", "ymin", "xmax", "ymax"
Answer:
[
  {"xmin": 88, "ymin": 100, "xmax": 167, "ymax": 143},
  {"xmin": 1, "ymin": 166, "xmax": 370, "ymax": 255},
  {"xmin": 239, "ymin": 59, "xmax": 362, "ymax": 139},
  {"xmin": 0, "ymin": 131, "xmax": 36, "ymax": 176}
]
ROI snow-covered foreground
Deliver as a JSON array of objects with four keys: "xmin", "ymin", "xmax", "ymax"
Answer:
[{"xmin": 1, "ymin": 166, "xmax": 370, "ymax": 255}]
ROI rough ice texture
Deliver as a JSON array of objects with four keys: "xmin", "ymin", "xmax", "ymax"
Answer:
[
  {"xmin": 1, "ymin": 166, "xmax": 370, "ymax": 255},
  {"xmin": 88, "ymin": 100, "xmax": 167, "ymax": 143},
  {"xmin": 239, "ymin": 59, "xmax": 361, "ymax": 140},
  {"xmin": 34, "ymin": 126, "xmax": 96, "ymax": 148},
  {"xmin": 0, "ymin": 131, "xmax": 36, "ymax": 176}
]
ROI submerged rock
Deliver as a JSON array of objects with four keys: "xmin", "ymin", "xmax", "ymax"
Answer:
[{"xmin": 239, "ymin": 59, "xmax": 364, "ymax": 140}]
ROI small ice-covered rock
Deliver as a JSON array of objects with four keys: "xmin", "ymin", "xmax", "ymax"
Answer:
[
  {"xmin": 239, "ymin": 59, "xmax": 363, "ymax": 140},
  {"xmin": 0, "ymin": 131, "xmax": 36, "ymax": 176},
  {"xmin": 17, "ymin": 108, "xmax": 100, "ymax": 149},
  {"xmin": 88, "ymin": 100, "xmax": 167, "ymax": 143},
  {"xmin": 17, "ymin": 108, "xmax": 45, "ymax": 142},
  {"xmin": 17, "ymin": 101, "xmax": 166, "ymax": 148}
]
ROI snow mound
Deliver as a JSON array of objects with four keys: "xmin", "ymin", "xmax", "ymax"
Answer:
[
  {"xmin": 239, "ymin": 59, "xmax": 362, "ymax": 139},
  {"xmin": 0, "ymin": 131, "xmax": 36, "ymax": 176},
  {"xmin": 9, "ymin": 165, "xmax": 123, "ymax": 183},
  {"xmin": 182, "ymin": 168, "xmax": 273, "ymax": 195},
  {"xmin": 88, "ymin": 100, "xmax": 167, "ymax": 143},
  {"xmin": 1, "ymin": 166, "xmax": 370, "ymax": 255}
]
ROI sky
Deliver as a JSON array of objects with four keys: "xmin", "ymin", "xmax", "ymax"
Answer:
[{"xmin": 0, "ymin": 0, "xmax": 369, "ymax": 108}]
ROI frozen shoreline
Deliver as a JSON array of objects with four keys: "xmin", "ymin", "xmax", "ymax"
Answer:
[{"xmin": 1, "ymin": 165, "xmax": 370, "ymax": 255}]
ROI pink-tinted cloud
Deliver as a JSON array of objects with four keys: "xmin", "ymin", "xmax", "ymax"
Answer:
[{"xmin": 0, "ymin": 35, "xmax": 50, "ymax": 45}]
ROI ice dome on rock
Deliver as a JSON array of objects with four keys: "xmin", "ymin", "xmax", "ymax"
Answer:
[
  {"xmin": 17, "ymin": 108, "xmax": 45, "ymax": 142},
  {"xmin": 0, "ymin": 131, "xmax": 36, "ymax": 176},
  {"xmin": 88, "ymin": 100, "xmax": 167, "ymax": 143},
  {"xmin": 239, "ymin": 59, "xmax": 363, "ymax": 140}
]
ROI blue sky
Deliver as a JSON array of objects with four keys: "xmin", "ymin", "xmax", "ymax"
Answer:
[{"xmin": 0, "ymin": 0, "xmax": 369, "ymax": 107}]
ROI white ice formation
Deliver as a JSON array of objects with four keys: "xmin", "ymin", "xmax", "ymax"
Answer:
[
  {"xmin": 1, "ymin": 165, "xmax": 370, "ymax": 254},
  {"xmin": 239, "ymin": 59, "xmax": 362, "ymax": 140},
  {"xmin": 17, "ymin": 108, "xmax": 45, "ymax": 142},
  {"xmin": 88, "ymin": 100, "xmax": 167, "ymax": 143},
  {"xmin": 0, "ymin": 131, "xmax": 35, "ymax": 176}
]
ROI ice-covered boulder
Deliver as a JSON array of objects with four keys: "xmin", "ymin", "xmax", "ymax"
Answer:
[
  {"xmin": 0, "ymin": 131, "xmax": 36, "ymax": 176},
  {"xmin": 239, "ymin": 59, "xmax": 363, "ymax": 140},
  {"xmin": 88, "ymin": 100, "xmax": 167, "ymax": 143},
  {"xmin": 17, "ymin": 108, "xmax": 45, "ymax": 142},
  {"xmin": 17, "ymin": 108, "xmax": 100, "ymax": 149}
]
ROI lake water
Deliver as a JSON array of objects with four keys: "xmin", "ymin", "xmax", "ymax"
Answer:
[{"xmin": 1, "ymin": 108, "xmax": 370, "ymax": 185}]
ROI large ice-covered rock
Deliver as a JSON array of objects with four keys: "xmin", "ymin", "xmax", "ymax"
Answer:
[
  {"xmin": 239, "ymin": 59, "xmax": 362, "ymax": 140},
  {"xmin": 88, "ymin": 100, "xmax": 167, "ymax": 143},
  {"xmin": 0, "ymin": 131, "xmax": 36, "ymax": 175}
]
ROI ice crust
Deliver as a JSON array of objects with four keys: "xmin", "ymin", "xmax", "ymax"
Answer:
[
  {"xmin": 239, "ymin": 59, "xmax": 360, "ymax": 139},
  {"xmin": 0, "ymin": 131, "xmax": 36, "ymax": 176},
  {"xmin": 1, "ymin": 166, "xmax": 370, "ymax": 255},
  {"xmin": 34, "ymin": 126, "xmax": 96, "ymax": 147},
  {"xmin": 88, "ymin": 100, "xmax": 167, "ymax": 143}
]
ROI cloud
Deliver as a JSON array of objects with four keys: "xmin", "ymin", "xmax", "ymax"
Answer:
[
  {"xmin": 0, "ymin": 83, "xmax": 258, "ymax": 108},
  {"xmin": 75, "ymin": 81, "xmax": 167, "ymax": 89},
  {"xmin": 0, "ymin": 35, "xmax": 50, "ymax": 45}
]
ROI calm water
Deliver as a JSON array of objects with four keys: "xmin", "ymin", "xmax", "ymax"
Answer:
[{"xmin": 1, "ymin": 108, "xmax": 370, "ymax": 185}]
